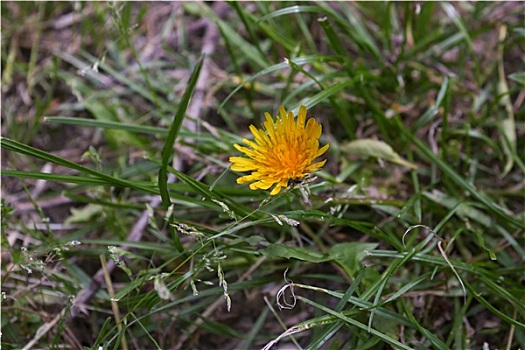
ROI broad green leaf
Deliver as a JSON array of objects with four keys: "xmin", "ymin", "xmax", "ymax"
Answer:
[
  {"xmin": 65, "ymin": 204, "xmax": 104, "ymax": 225},
  {"xmin": 244, "ymin": 235, "xmax": 270, "ymax": 247},
  {"xmin": 329, "ymin": 242, "xmax": 378, "ymax": 279},
  {"xmin": 341, "ymin": 139, "xmax": 418, "ymax": 169},
  {"xmin": 266, "ymin": 243, "xmax": 331, "ymax": 263}
]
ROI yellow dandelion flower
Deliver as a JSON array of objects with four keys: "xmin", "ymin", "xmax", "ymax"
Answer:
[{"xmin": 229, "ymin": 105, "xmax": 329, "ymax": 195}]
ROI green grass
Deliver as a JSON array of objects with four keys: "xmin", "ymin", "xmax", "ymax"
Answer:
[{"xmin": 1, "ymin": 2, "xmax": 524, "ymax": 349}]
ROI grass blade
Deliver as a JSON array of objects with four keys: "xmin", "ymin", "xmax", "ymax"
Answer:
[
  {"xmin": 45, "ymin": 116, "xmax": 168, "ymax": 135},
  {"xmin": 298, "ymin": 296, "xmax": 413, "ymax": 350},
  {"xmin": 399, "ymin": 125, "xmax": 525, "ymax": 230},
  {"xmin": 158, "ymin": 55, "xmax": 204, "ymax": 210},
  {"xmin": 1, "ymin": 137, "xmax": 156, "ymax": 194}
]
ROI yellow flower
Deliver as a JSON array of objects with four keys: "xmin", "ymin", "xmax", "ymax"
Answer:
[{"xmin": 229, "ymin": 105, "xmax": 329, "ymax": 195}]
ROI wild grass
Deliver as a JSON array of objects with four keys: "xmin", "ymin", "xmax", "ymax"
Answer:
[{"xmin": 1, "ymin": 2, "xmax": 524, "ymax": 350}]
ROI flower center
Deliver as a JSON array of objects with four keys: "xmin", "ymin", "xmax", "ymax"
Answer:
[{"xmin": 269, "ymin": 136, "xmax": 307, "ymax": 180}]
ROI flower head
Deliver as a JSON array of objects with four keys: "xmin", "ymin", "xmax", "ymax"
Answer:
[{"xmin": 229, "ymin": 105, "xmax": 329, "ymax": 195}]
